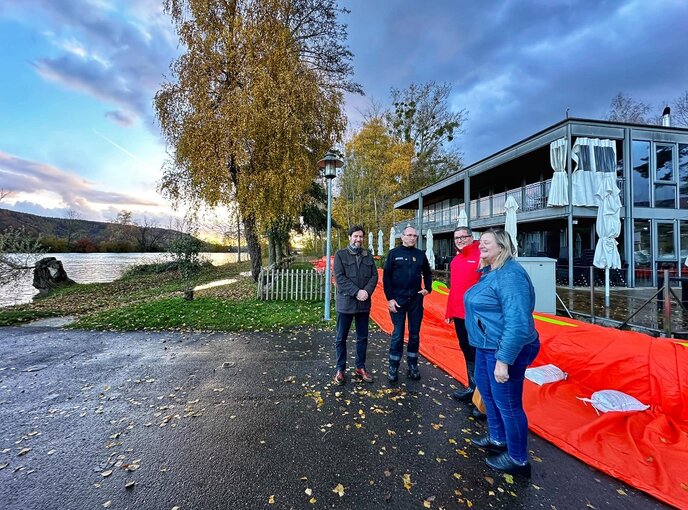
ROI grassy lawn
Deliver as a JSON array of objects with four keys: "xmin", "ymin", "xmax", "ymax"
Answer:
[{"xmin": 0, "ymin": 260, "xmax": 335, "ymax": 332}]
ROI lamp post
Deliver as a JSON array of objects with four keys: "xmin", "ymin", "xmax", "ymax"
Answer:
[{"xmin": 318, "ymin": 151, "xmax": 343, "ymax": 320}]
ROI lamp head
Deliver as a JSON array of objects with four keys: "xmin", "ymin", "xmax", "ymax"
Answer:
[{"xmin": 317, "ymin": 151, "xmax": 343, "ymax": 179}]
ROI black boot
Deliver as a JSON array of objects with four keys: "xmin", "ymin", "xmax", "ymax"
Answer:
[
  {"xmin": 388, "ymin": 364, "xmax": 399, "ymax": 382},
  {"xmin": 452, "ymin": 361, "xmax": 475, "ymax": 401}
]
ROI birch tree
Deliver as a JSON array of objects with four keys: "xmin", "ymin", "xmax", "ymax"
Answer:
[{"xmin": 155, "ymin": 0, "xmax": 358, "ymax": 280}]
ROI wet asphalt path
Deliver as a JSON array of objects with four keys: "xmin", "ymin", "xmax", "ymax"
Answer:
[{"xmin": 0, "ymin": 326, "xmax": 669, "ymax": 510}]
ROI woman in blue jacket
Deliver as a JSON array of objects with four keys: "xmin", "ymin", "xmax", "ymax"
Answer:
[{"xmin": 464, "ymin": 228, "xmax": 540, "ymax": 478}]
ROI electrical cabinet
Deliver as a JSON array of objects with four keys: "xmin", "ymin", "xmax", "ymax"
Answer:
[{"xmin": 517, "ymin": 257, "xmax": 556, "ymax": 314}]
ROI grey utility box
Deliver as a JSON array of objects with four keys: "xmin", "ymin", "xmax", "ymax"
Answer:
[{"xmin": 517, "ymin": 257, "xmax": 556, "ymax": 314}]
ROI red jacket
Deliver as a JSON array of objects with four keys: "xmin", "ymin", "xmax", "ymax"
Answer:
[{"xmin": 445, "ymin": 241, "xmax": 481, "ymax": 319}]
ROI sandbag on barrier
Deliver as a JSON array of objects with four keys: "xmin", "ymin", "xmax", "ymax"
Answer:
[{"xmin": 368, "ymin": 269, "xmax": 688, "ymax": 508}]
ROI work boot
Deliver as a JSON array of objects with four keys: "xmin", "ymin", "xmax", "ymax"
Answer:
[
  {"xmin": 387, "ymin": 365, "xmax": 399, "ymax": 382},
  {"xmin": 333, "ymin": 370, "xmax": 345, "ymax": 386},
  {"xmin": 452, "ymin": 385, "xmax": 474, "ymax": 402},
  {"xmin": 485, "ymin": 451, "xmax": 531, "ymax": 478},
  {"xmin": 407, "ymin": 365, "xmax": 421, "ymax": 380}
]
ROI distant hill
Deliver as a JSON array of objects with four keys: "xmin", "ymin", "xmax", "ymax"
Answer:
[{"xmin": 0, "ymin": 207, "xmax": 219, "ymax": 252}]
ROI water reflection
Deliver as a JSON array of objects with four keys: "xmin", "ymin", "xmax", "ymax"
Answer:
[{"xmin": 0, "ymin": 252, "xmax": 245, "ymax": 308}]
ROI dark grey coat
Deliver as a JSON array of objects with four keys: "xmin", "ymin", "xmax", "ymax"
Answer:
[{"xmin": 333, "ymin": 247, "xmax": 378, "ymax": 314}]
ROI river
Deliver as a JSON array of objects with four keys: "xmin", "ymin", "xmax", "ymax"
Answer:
[{"xmin": 0, "ymin": 252, "xmax": 246, "ymax": 308}]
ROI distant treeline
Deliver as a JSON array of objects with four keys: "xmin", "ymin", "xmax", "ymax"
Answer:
[{"xmin": 0, "ymin": 208, "xmax": 234, "ymax": 253}]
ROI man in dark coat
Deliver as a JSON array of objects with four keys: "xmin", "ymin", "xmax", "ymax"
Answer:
[
  {"xmin": 383, "ymin": 226, "xmax": 432, "ymax": 382},
  {"xmin": 333, "ymin": 225, "xmax": 379, "ymax": 385}
]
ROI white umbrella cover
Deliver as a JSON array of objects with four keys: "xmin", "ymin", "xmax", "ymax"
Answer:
[
  {"xmin": 593, "ymin": 173, "xmax": 622, "ymax": 306},
  {"xmin": 425, "ymin": 229, "xmax": 435, "ymax": 270},
  {"xmin": 457, "ymin": 207, "xmax": 468, "ymax": 227},
  {"xmin": 504, "ymin": 195, "xmax": 519, "ymax": 256},
  {"xmin": 368, "ymin": 231, "xmax": 375, "ymax": 256},
  {"xmin": 389, "ymin": 226, "xmax": 396, "ymax": 251},
  {"xmin": 377, "ymin": 229, "xmax": 384, "ymax": 256},
  {"xmin": 547, "ymin": 137, "xmax": 569, "ymax": 206}
]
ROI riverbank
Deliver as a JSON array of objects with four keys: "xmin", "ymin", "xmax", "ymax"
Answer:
[{"xmin": 0, "ymin": 259, "xmax": 331, "ymax": 332}]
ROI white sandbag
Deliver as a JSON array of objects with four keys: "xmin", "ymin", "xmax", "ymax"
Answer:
[
  {"xmin": 578, "ymin": 389, "xmax": 649, "ymax": 415},
  {"xmin": 525, "ymin": 364, "xmax": 567, "ymax": 385}
]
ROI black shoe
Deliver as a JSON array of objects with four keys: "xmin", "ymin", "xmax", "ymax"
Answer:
[
  {"xmin": 452, "ymin": 386, "xmax": 474, "ymax": 402},
  {"xmin": 388, "ymin": 365, "xmax": 399, "ymax": 382},
  {"xmin": 407, "ymin": 366, "xmax": 421, "ymax": 380},
  {"xmin": 471, "ymin": 407, "xmax": 486, "ymax": 420},
  {"xmin": 470, "ymin": 435, "xmax": 507, "ymax": 453},
  {"xmin": 485, "ymin": 451, "xmax": 531, "ymax": 478}
]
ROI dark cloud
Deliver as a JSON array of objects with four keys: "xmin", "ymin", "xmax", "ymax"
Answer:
[
  {"xmin": 105, "ymin": 110, "xmax": 137, "ymax": 127},
  {"xmin": 0, "ymin": 150, "xmax": 162, "ymax": 211},
  {"xmin": 341, "ymin": 0, "xmax": 688, "ymax": 163},
  {"xmin": 7, "ymin": 0, "xmax": 177, "ymax": 129}
]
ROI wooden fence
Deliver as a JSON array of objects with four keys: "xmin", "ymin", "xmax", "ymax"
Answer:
[{"xmin": 257, "ymin": 268, "xmax": 326, "ymax": 301}]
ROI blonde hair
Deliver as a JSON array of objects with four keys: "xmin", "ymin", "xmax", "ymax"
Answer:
[{"xmin": 480, "ymin": 228, "xmax": 516, "ymax": 270}]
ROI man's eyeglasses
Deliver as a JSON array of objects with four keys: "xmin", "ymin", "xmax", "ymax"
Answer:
[{"xmin": 454, "ymin": 235, "xmax": 472, "ymax": 240}]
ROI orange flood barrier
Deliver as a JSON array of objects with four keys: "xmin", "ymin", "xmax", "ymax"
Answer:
[{"xmin": 369, "ymin": 270, "xmax": 688, "ymax": 508}]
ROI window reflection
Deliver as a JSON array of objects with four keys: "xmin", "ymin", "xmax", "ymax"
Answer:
[
  {"xmin": 633, "ymin": 220, "xmax": 651, "ymax": 286},
  {"xmin": 632, "ymin": 140, "xmax": 650, "ymax": 206},
  {"xmin": 655, "ymin": 144, "xmax": 674, "ymax": 181},
  {"xmin": 679, "ymin": 144, "xmax": 688, "ymax": 208},
  {"xmin": 654, "ymin": 184, "xmax": 676, "ymax": 208}
]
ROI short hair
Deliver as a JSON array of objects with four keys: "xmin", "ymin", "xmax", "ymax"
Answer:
[
  {"xmin": 454, "ymin": 226, "xmax": 473, "ymax": 236},
  {"xmin": 347, "ymin": 225, "xmax": 365, "ymax": 236},
  {"xmin": 481, "ymin": 228, "xmax": 516, "ymax": 270}
]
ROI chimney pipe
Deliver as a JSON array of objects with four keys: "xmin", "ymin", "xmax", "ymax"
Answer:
[{"xmin": 662, "ymin": 106, "xmax": 671, "ymax": 127}]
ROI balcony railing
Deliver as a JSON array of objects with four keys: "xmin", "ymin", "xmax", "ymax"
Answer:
[{"xmin": 394, "ymin": 178, "xmax": 625, "ymax": 233}]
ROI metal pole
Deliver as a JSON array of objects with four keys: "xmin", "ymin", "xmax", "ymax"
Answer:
[
  {"xmin": 324, "ymin": 177, "xmax": 333, "ymax": 321},
  {"xmin": 663, "ymin": 269, "xmax": 671, "ymax": 337},
  {"xmin": 605, "ymin": 267, "xmax": 610, "ymax": 308},
  {"xmin": 589, "ymin": 266, "xmax": 595, "ymax": 324}
]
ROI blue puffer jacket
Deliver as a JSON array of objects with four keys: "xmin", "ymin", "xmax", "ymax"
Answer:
[{"xmin": 463, "ymin": 258, "xmax": 539, "ymax": 365}]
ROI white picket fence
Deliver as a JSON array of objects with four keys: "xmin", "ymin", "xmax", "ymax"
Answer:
[{"xmin": 257, "ymin": 268, "xmax": 326, "ymax": 301}]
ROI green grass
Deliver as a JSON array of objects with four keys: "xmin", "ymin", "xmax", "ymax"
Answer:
[
  {"xmin": 0, "ymin": 259, "xmax": 338, "ymax": 332},
  {"xmin": 73, "ymin": 297, "xmax": 334, "ymax": 332}
]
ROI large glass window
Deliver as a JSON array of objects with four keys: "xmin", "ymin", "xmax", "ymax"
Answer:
[
  {"xmin": 632, "ymin": 140, "xmax": 650, "ymax": 206},
  {"xmin": 679, "ymin": 144, "xmax": 688, "ymax": 208},
  {"xmin": 655, "ymin": 144, "xmax": 675, "ymax": 181},
  {"xmin": 657, "ymin": 222, "xmax": 676, "ymax": 260},
  {"xmin": 654, "ymin": 184, "xmax": 677, "ymax": 208},
  {"xmin": 633, "ymin": 220, "xmax": 651, "ymax": 286},
  {"xmin": 681, "ymin": 220, "xmax": 688, "ymax": 276}
]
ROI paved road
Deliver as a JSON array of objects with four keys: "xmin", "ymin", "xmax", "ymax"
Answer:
[{"xmin": 0, "ymin": 325, "xmax": 669, "ymax": 509}]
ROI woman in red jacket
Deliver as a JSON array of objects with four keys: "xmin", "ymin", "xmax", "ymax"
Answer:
[{"xmin": 445, "ymin": 226, "xmax": 482, "ymax": 404}]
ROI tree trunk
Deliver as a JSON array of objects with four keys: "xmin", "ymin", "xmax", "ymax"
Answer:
[
  {"xmin": 267, "ymin": 231, "xmax": 275, "ymax": 266},
  {"xmin": 243, "ymin": 215, "xmax": 262, "ymax": 281}
]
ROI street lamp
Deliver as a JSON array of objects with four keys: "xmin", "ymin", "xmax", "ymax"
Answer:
[{"xmin": 318, "ymin": 151, "xmax": 344, "ymax": 321}]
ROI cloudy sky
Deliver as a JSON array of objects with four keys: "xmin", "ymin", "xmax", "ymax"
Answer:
[{"xmin": 1, "ymin": 0, "xmax": 687, "ymax": 223}]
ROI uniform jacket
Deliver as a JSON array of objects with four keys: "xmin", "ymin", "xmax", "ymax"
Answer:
[
  {"xmin": 382, "ymin": 245, "xmax": 432, "ymax": 304},
  {"xmin": 463, "ymin": 258, "xmax": 539, "ymax": 365},
  {"xmin": 445, "ymin": 241, "xmax": 481, "ymax": 319},
  {"xmin": 334, "ymin": 246, "xmax": 378, "ymax": 314}
]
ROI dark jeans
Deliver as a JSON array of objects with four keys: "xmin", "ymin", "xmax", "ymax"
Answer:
[
  {"xmin": 388, "ymin": 294, "xmax": 424, "ymax": 367},
  {"xmin": 474, "ymin": 341, "xmax": 540, "ymax": 463},
  {"xmin": 453, "ymin": 318, "xmax": 476, "ymax": 388},
  {"xmin": 335, "ymin": 312, "xmax": 370, "ymax": 371}
]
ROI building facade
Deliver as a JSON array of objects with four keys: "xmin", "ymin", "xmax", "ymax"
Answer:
[{"xmin": 393, "ymin": 117, "xmax": 688, "ymax": 287}]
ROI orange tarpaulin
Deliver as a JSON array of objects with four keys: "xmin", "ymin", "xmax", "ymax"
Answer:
[{"xmin": 369, "ymin": 270, "xmax": 688, "ymax": 508}]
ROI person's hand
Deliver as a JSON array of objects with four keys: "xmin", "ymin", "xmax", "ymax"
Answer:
[
  {"xmin": 444, "ymin": 318, "xmax": 453, "ymax": 324},
  {"xmin": 494, "ymin": 360, "xmax": 509, "ymax": 383},
  {"xmin": 388, "ymin": 299, "xmax": 400, "ymax": 313},
  {"xmin": 418, "ymin": 289, "xmax": 429, "ymax": 296},
  {"xmin": 356, "ymin": 289, "xmax": 368, "ymax": 301}
]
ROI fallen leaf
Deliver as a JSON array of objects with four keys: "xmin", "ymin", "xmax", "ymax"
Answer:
[
  {"xmin": 17, "ymin": 448, "xmax": 31, "ymax": 456},
  {"xmin": 387, "ymin": 429, "xmax": 397, "ymax": 436},
  {"xmin": 125, "ymin": 481, "xmax": 136, "ymax": 489},
  {"xmin": 616, "ymin": 488, "xmax": 627, "ymax": 496},
  {"xmin": 305, "ymin": 488, "xmax": 312, "ymax": 496},
  {"xmin": 417, "ymin": 450, "xmax": 424, "ymax": 456},
  {"xmin": 402, "ymin": 473, "xmax": 413, "ymax": 492},
  {"xmin": 101, "ymin": 470, "xmax": 113, "ymax": 477},
  {"xmin": 453, "ymin": 472, "xmax": 462, "ymax": 480},
  {"xmin": 531, "ymin": 455, "xmax": 542, "ymax": 463},
  {"xmin": 0, "ymin": 463, "xmax": 8, "ymax": 470},
  {"xmin": 484, "ymin": 476, "xmax": 494, "ymax": 485},
  {"xmin": 268, "ymin": 495, "xmax": 275, "ymax": 504},
  {"xmin": 103, "ymin": 501, "xmax": 111, "ymax": 508},
  {"xmin": 309, "ymin": 497, "xmax": 317, "ymax": 504},
  {"xmin": 332, "ymin": 483, "xmax": 345, "ymax": 497},
  {"xmin": 503, "ymin": 473, "xmax": 514, "ymax": 484},
  {"xmin": 384, "ymin": 468, "xmax": 392, "ymax": 477}
]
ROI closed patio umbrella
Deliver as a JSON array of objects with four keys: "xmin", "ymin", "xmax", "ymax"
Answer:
[
  {"xmin": 425, "ymin": 228, "xmax": 435, "ymax": 270},
  {"xmin": 547, "ymin": 137, "xmax": 569, "ymax": 206},
  {"xmin": 504, "ymin": 195, "xmax": 519, "ymax": 256},
  {"xmin": 368, "ymin": 231, "xmax": 375, "ymax": 256},
  {"xmin": 389, "ymin": 226, "xmax": 396, "ymax": 251},
  {"xmin": 593, "ymin": 172, "xmax": 622, "ymax": 307},
  {"xmin": 457, "ymin": 207, "xmax": 468, "ymax": 227},
  {"xmin": 377, "ymin": 229, "xmax": 384, "ymax": 257}
]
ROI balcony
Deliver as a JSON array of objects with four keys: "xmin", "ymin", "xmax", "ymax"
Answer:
[{"xmin": 394, "ymin": 178, "xmax": 625, "ymax": 233}]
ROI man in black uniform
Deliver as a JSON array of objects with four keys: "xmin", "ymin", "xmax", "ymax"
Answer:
[
  {"xmin": 333, "ymin": 225, "xmax": 379, "ymax": 385},
  {"xmin": 383, "ymin": 226, "xmax": 432, "ymax": 382}
]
